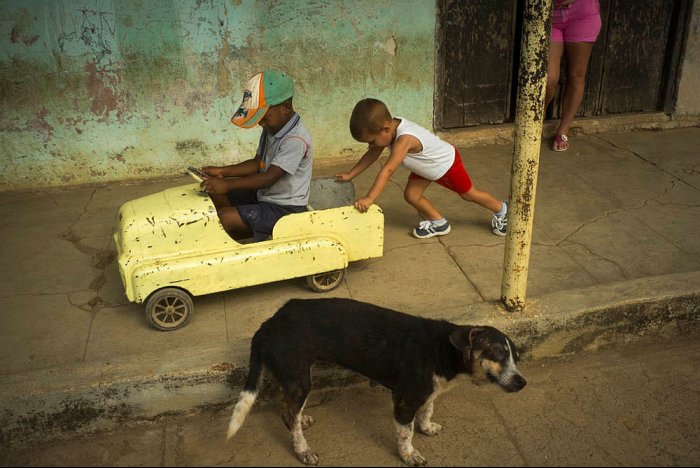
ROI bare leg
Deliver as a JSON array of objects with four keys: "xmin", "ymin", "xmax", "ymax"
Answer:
[
  {"xmin": 459, "ymin": 186, "xmax": 503, "ymax": 213},
  {"xmin": 209, "ymin": 192, "xmax": 244, "ymax": 237},
  {"xmin": 209, "ymin": 192, "xmax": 231, "ymax": 209},
  {"xmin": 217, "ymin": 207, "xmax": 253, "ymax": 239},
  {"xmin": 556, "ymin": 41, "xmax": 594, "ymax": 150},
  {"xmin": 559, "ymin": 41, "xmax": 595, "ymax": 134},
  {"xmin": 404, "ymin": 178, "xmax": 442, "ymax": 221},
  {"xmin": 545, "ymin": 41, "xmax": 565, "ymax": 108}
]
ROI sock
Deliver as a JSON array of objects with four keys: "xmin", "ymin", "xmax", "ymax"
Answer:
[
  {"xmin": 495, "ymin": 202, "xmax": 507, "ymax": 217},
  {"xmin": 431, "ymin": 218, "xmax": 447, "ymax": 226}
]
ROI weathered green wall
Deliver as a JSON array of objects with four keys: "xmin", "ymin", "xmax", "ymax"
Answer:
[{"xmin": 0, "ymin": 0, "xmax": 436, "ymax": 191}]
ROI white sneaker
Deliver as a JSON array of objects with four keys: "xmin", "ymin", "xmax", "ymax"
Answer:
[
  {"xmin": 413, "ymin": 220, "xmax": 451, "ymax": 239},
  {"xmin": 491, "ymin": 202, "xmax": 508, "ymax": 236}
]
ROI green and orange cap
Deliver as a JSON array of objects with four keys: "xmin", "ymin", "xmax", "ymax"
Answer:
[{"xmin": 231, "ymin": 70, "xmax": 294, "ymax": 128}]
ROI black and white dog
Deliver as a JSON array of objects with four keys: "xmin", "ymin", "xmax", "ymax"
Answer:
[{"xmin": 226, "ymin": 298, "xmax": 526, "ymax": 466}]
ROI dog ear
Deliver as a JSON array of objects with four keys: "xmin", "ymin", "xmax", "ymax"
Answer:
[
  {"xmin": 468, "ymin": 327, "xmax": 485, "ymax": 347},
  {"xmin": 450, "ymin": 327, "xmax": 485, "ymax": 371},
  {"xmin": 449, "ymin": 327, "xmax": 485, "ymax": 351},
  {"xmin": 449, "ymin": 327, "xmax": 470, "ymax": 351}
]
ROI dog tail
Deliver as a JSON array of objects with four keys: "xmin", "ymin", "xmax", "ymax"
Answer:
[{"xmin": 226, "ymin": 334, "xmax": 264, "ymax": 440}]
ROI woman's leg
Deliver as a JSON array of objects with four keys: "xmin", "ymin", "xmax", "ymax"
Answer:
[
  {"xmin": 556, "ymin": 41, "xmax": 594, "ymax": 149},
  {"xmin": 404, "ymin": 178, "xmax": 442, "ymax": 221},
  {"xmin": 545, "ymin": 41, "xmax": 565, "ymax": 108}
]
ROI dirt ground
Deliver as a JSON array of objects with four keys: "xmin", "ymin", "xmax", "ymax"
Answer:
[{"xmin": 2, "ymin": 329, "xmax": 700, "ymax": 467}]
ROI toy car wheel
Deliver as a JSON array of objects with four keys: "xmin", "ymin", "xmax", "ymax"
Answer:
[
  {"xmin": 145, "ymin": 288, "xmax": 193, "ymax": 331},
  {"xmin": 306, "ymin": 268, "xmax": 346, "ymax": 292}
]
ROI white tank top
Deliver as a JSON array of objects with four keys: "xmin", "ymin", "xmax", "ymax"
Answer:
[{"xmin": 391, "ymin": 117, "xmax": 455, "ymax": 180}]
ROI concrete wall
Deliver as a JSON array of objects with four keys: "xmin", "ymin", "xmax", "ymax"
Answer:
[
  {"xmin": 0, "ymin": 0, "xmax": 436, "ymax": 191},
  {"xmin": 2, "ymin": 1, "xmax": 698, "ymax": 192},
  {"xmin": 676, "ymin": 2, "xmax": 700, "ymax": 116}
]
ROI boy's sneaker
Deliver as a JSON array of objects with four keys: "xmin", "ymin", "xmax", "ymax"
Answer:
[
  {"xmin": 413, "ymin": 220, "xmax": 451, "ymax": 239},
  {"xmin": 491, "ymin": 204, "xmax": 508, "ymax": 236}
]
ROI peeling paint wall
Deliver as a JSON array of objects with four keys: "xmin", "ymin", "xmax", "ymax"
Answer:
[{"xmin": 0, "ymin": 0, "xmax": 436, "ymax": 191}]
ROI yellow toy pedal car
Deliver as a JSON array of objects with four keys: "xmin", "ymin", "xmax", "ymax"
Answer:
[{"xmin": 114, "ymin": 177, "xmax": 384, "ymax": 331}]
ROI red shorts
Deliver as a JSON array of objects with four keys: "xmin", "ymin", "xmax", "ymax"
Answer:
[{"xmin": 408, "ymin": 148, "xmax": 473, "ymax": 194}]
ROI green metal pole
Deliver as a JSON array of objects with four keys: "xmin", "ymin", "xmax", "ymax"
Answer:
[{"xmin": 501, "ymin": 0, "xmax": 551, "ymax": 312}]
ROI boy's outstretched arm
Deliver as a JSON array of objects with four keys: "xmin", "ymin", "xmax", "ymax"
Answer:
[
  {"xmin": 201, "ymin": 163, "xmax": 284, "ymax": 195},
  {"xmin": 202, "ymin": 157, "xmax": 259, "ymax": 179},
  {"xmin": 335, "ymin": 145, "xmax": 384, "ymax": 181},
  {"xmin": 354, "ymin": 136, "xmax": 415, "ymax": 212}
]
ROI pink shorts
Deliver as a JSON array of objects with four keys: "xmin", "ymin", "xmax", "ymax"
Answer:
[
  {"xmin": 551, "ymin": 0, "xmax": 601, "ymax": 43},
  {"xmin": 408, "ymin": 148, "xmax": 473, "ymax": 194}
]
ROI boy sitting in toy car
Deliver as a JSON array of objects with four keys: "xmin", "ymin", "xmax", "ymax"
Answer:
[{"xmin": 200, "ymin": 70, "xmax": 312, "ymax": 242}]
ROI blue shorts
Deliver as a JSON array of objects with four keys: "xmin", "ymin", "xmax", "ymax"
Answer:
[{"xmin": 226, "ymin": 189, "xmax": 307, "ymax": 242}]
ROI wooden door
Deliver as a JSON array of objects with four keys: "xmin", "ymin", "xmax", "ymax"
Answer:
[
  {"xmin": 437, "ymin": 0, "xmax": 519, "ymax": 128},
  {"xmin": 558, "ymin": 0, "xmax": 691, "ymax": 118},
  {"xmin": 437, "ymin": 0, "xmax": 693, "ymax": 128}
]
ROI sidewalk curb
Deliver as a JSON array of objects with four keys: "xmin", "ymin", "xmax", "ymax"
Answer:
[
  {"xmin": 436, "ymin": 112, "xmax": 700, "ymax": 148},
  {"xmin": 2, "ymin": 271, "xmax": 699, "ymax": 450}
]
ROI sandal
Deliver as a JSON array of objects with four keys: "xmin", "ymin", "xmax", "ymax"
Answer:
[{"xmin": 552, "ymin": 133, "xmax": 569, "ymax": 152}]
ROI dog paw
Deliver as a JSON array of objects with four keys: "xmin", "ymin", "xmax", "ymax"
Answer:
[
  {"xmin": 401, "ymin": 449, "xmax": 427, "ymax": 466},
  {"xmin": 418, "ymin": 422, "xmax": 443, "ymax": 436},
  {"xmin": 296, "ymin": 449, "xmax": 320, "ymax": 465},
  {"xmin": 301, "ymin": 415, "xmax": 315, "ymax": 430}
]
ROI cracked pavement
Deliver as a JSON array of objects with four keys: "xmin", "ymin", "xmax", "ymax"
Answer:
[
  {"xmin": 0, "ymin": 126, "xmax": 698, "ymax": 448},
  {"xmin": 2, "ymin": 325, "xmax": 699, "ymax": 466},
  {"xmin": 0, "ymin": 127, "xmax": 698, "ymax": 369}
]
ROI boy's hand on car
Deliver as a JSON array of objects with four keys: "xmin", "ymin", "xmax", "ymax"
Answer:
[
  {"xmin": 354, "ymin": 196, "xmax": 374, "ymax": 213},
  {"xmin": 334, "ymin": 173, "xmax": 352, "ymax": 182},
  {"xmin": 201, "ymin": 177, "xmax": 229, "ymax": 194}
]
